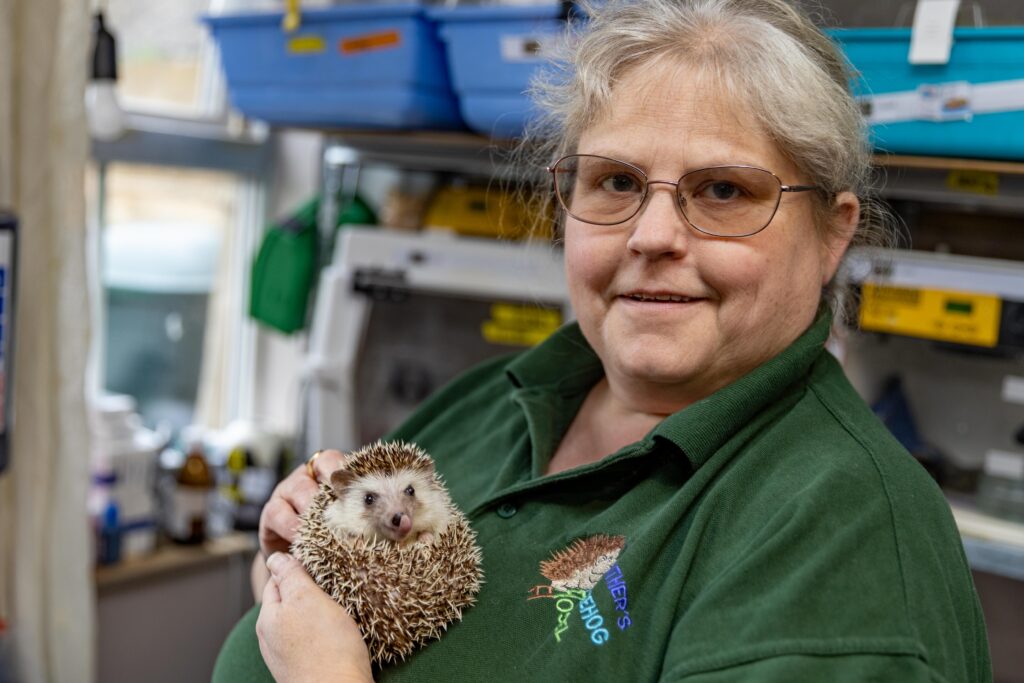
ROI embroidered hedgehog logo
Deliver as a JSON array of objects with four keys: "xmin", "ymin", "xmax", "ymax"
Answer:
[
  {"xmin": 539, "ymin": 535, "xmax": 625, "ymax": 590},
  {"xmin": 528, "ymin": 535, "xmax": 632, "ymax": 646}
]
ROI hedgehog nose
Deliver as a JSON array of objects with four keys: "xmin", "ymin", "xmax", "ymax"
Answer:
[{"xmin": 391, "ymin": 513, "xmax": 403, "ymax": 527}]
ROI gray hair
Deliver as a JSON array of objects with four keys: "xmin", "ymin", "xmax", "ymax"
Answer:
[{"xmin": 516, "ymin": 0, "xmax": 899, "ymax": 319}]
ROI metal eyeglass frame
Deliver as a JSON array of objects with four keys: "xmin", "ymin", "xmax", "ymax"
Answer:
[{"xmin": 547, "ymin": 153, "xmax": 821, "ymax": 238}]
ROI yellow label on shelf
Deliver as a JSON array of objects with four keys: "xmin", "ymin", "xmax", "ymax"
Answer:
[
  {"xmin": 482, "ymin": 303, "xmax": 562, "ymax": 347},
  {"xmin": 287, "ymin": 35, "xmax": 326, "ymax": 54},
  {"xmin": 945, "ymin": 169, "xmax": 999, "ymax": 196},
  {"xmin": 860, "ymin": 284, "xmax": 1002, "ymax": 347}
]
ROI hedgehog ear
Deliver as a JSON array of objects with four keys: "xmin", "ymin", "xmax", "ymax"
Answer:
[{"xmin": 330, "ymin": 468, "xmax": 355, "ymax": 492}]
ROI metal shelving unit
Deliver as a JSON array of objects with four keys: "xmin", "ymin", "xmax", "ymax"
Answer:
[
  {"xmin": 315, "ymin": 131, "xmax": 532, "ymax": 270},
  {"xmin": 875, "ymin": 154, "xmax": 1024, "ymax": 212}
]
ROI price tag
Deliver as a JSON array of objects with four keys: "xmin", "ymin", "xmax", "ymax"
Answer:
[{"xmin": 860, "ymin": 284, "xmax": 1001, "ymax": 347}]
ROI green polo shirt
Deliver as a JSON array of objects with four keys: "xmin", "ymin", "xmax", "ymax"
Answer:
[{"xmin": 214, "ymin": 311, "xmax": 990, "ymax": 682}]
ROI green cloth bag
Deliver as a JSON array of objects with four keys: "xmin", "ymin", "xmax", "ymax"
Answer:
[{"xmin": 249, "ymin": 195, "xmax": 375, "ymax": 334}]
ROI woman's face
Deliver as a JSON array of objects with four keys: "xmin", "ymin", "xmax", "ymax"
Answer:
[{"xmin": 564, "ymin": 60, "xmax": 857, "ymax": 411}]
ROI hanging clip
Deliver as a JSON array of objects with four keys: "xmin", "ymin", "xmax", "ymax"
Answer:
[{"xmin": 282, "ymin": 0, "xmax": 302, "ymax": 33}]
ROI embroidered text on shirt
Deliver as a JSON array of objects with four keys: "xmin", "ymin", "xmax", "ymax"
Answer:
[{"xmin": 527, "ymin": 535, "xmax": 632, "ymax": 646}]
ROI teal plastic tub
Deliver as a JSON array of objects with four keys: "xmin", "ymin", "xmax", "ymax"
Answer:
[{"xmin": 830, "ymin": 27, "xmax": 1024, "ymax": 159}]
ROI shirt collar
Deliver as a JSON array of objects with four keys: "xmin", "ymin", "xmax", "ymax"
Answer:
[
  {"xmin": 651, "ymin": 307, "xmax": 832, "ymax": 469},
  {"xmin": 506, "ymin": 308, "xmax": 832, "ymax": 469},
  {"xmin": 505, "ymin": 322, "xmax": 605, "ymax": 395}
]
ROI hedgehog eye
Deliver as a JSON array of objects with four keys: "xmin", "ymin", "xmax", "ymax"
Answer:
[
  {"xmin": 404, "ymin": 486, "xmax": 415, "ymax": 497},
  {"xmin": 363, "ymin": 493, "xmax": 376, "ymax": 506}
]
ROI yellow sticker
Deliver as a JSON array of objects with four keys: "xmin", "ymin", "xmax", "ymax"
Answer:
[
  {"xmin": 945, "ymin": 169, "xmax": 999, "ymax": 196},
  {"xmin": 482, "ymin": 303, "xmax": 562, "ymax": 347},
  {"xmin": 287, "ymin": 35, "xmax": 326, "ymax": 54},
  {"xmin": 860, "ymin": 284, "xmax": 1001, "ymax": 347}
]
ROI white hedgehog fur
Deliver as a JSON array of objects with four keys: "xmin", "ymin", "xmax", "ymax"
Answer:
[{"xmin": 292, "ymin": 441, "xmax": 483, "ymax": 666}]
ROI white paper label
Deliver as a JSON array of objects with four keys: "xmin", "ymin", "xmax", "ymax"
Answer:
[
  {"xmin": 1003, "ymin": 376, "xmax": 1024, "ymax": 406},
  {"xmin": 168, "ymin": 488, "xmax": 209, "ymax": 538},
  {"xmin": 860, "ymin": 79, "xmax": 1024, "ymax": 124},
  {"xmin": 984, "ymin": 450, "xmax": 1024, "ymax": 481},
  {"xmin": 500, "ymin": 34, "xmax": 555, "ymax": 63},
  {"xmin": 909, "ymin": 0, "xmax": 960, "ymax": 65}
]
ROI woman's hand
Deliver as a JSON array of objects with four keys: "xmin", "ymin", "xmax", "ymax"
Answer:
[
  {"xmin": 257, "ymin": 552, "xmax": 374, "ymax": 683},
  {"xmin": 259, "ymin": 449, "xmax": 346, "ymax": 558}
]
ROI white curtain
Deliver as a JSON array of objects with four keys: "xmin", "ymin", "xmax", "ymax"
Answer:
[
  {"xmin": 195, "ymin": 180, "xmax": 262, "ymax": 429},
  {"xmin": 0, "ymin": 0, "xmax": 95, "ymax": 682}
]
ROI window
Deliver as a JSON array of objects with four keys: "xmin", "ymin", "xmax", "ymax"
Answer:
[
  {"xmin": 88, "ymin": 0, "xmax": 270, "ymax": 437},
  {"xmin": 89, "ymin": 163, "xmax": 243, "ymax": 434},
  {"xmin": 106, "ymin": 0, "xmax": 226, "ymax": 118}
]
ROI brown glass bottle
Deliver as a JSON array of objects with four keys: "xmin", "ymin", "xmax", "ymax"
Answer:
[{"xmin": 170, "ymin": 445, "xmax": 214, "ymax": 544}]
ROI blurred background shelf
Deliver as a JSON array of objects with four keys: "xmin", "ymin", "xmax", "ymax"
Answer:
[
  {"xmin": 874, "ymin": 153, "xmax": 1024, "ymax": 212},
  {"xmin": 95, "ymin": 532, "xmax": 258, "ymax": 683},
  {"xmin": 954, "ymin": 505, "xmax": 1024, "ymax": 581}
]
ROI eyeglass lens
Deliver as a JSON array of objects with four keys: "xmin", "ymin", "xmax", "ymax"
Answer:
[{"xmin": 552, "ymin": 155, "xmax": 784, "ymax": 237}]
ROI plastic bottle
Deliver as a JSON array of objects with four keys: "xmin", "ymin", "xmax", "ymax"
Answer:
[
  {"xmin": 89, "ymin": 469, "xmax": 119, "ymax": 565},
  {"xmin": 97, "ymin": 498, "xmax": 122, "ymax": 565}
]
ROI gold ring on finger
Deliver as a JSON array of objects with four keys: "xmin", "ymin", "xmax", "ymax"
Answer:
[{"xmin": 306, "ymin": 450, "xmax": 325, "ymax": 480}]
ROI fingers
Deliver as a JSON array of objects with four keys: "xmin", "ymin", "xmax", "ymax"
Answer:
[
  {"xmin": 267, "ymin": 551, "xmax": 315, "ymax": 602},
  {"xmin": 252, "ymin": 551, "xmax": 272, "ymax": 602},
  {"xmin": 285, "ymin": 463, "xmax": 319, "ymax": 512},
  {"xmin": 258, "ymin": 449, "xmax": 346, "ymax": 558},
  {"xmin": 308, "ymin": 449, "xmax": 345, "ymax": 483},
  {"xmin": 261, "ymin": 567, "xmax": 282, "ymax": 606},
  {"xmin": 256, "ymin": 550, "xmax": 374, "ymax": 683},
  {"xmin": 258, "ymin": 496, "xmax": 301, "ymax": 557}
]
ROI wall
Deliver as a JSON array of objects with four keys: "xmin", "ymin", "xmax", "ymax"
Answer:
[{"xmin": 250, "ymin": 129, "xmax": 323, "ymax": 437}]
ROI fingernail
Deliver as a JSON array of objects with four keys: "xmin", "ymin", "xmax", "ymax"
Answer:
[{"xmin": 266, "ymin": 552, "xmax": 287, "ymax": 573}]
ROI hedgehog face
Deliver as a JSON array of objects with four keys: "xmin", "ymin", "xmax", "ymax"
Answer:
[{"xmin": 326, "ymin": 467, "xmax": 440, "ymax": 545}]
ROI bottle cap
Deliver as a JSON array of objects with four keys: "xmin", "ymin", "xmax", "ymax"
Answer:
[{"xmin": 181, "ymin": 425, "xmax": 207, "ymax": 454}]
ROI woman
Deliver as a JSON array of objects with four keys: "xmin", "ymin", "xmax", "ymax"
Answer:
[{"xmin": 215, "ymin": 0, "xmax": 991, "ymax": 680}]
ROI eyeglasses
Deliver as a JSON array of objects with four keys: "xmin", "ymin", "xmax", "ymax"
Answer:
[{"xmin": 547, "ymin": 154, "xmax": 820, "ymax": 238}]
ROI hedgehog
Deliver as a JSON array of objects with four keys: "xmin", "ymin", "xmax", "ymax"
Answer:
[{"xmin": 292, "ymin": 441, "xmax": 483, "ymax": 666}]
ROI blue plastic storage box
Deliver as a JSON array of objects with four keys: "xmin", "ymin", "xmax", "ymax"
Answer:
[
  {"xmin": 830, "ymin": 28, "xmax": 1024, "ymax": 160},
  {"xmin": 202, "ymin": 5, "xmax": 463, "ymax": 129},
  {"xmin": 431, "ymin": 4, "xmax": 568, "ymax": 139}
]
